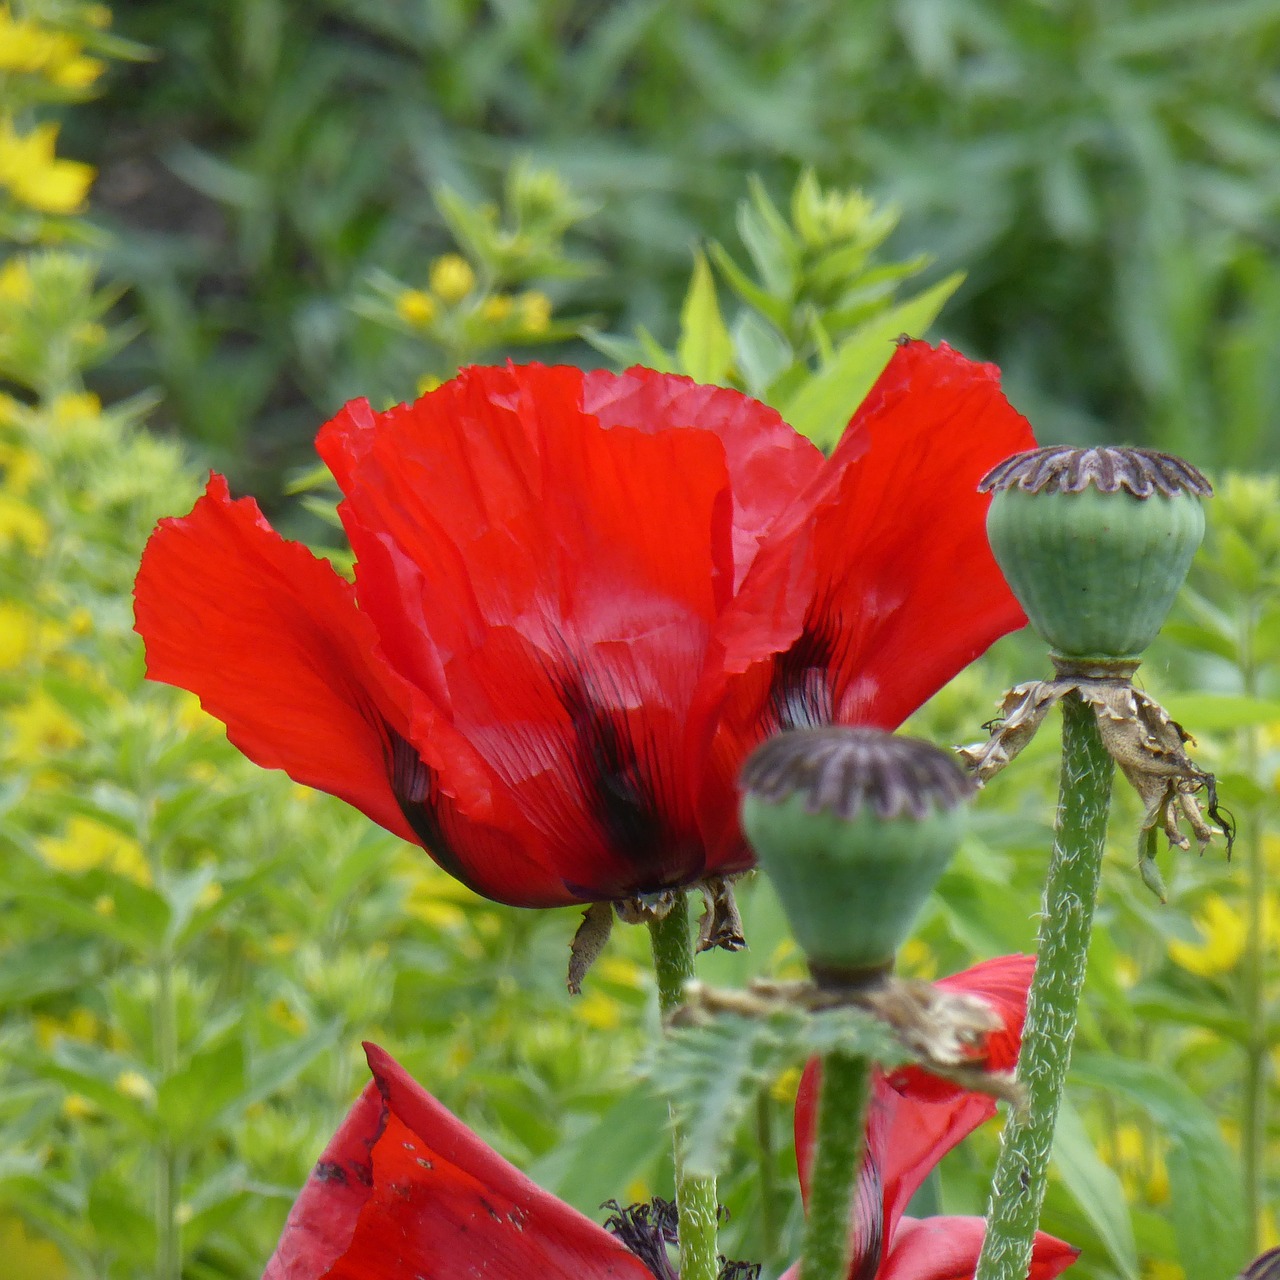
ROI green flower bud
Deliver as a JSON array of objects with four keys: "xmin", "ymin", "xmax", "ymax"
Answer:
[
  {"xmin": 981, "ymin": 446, "xmax": 1211, "ymax": 663},
  {"xmin": 739, "ymin": 727, "xmax": 972, "ymax": 985}
]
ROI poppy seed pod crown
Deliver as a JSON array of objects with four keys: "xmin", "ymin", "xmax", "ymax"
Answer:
[
  {"xmin": 980, "ymin": 446, "xmax": 1211, "ymax": 664},
  {"xmin": 740, "ymin": 727, "xmax": 973, "ymax": 984}
]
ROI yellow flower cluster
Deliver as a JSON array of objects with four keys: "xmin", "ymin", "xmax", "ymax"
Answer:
[
  {"xmin": 0, "ymin": 7, "xmax": 105, "ymax": 90},
  {"xmin": 0, "ymin": 118, "xmax": 93, "ymax": 214}
]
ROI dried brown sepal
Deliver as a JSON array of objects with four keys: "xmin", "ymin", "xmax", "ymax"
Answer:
[
  {"xmin": 676, "ymin": 974, "xmax": 1023, "ymax": 1109},
  {"xmin": 979, "ymin": 445, "xmax": 1213, "ymax": 499},
  {"xmin": 959, "ymin": 671, "xmax": 1235, "ymax": 893},
  {"xmin": 697, "ymin": 875, "xmax": 747, "ymax": 953},
  {"xmin": 567, "ymin": 901, "xmax": 614, "ymax": 996}
]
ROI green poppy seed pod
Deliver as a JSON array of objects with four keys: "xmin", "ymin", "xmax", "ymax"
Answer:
[
  {"xmin": 739, "ymin": 727, "xmax": 973, "ymax": 986},
  {"xmin": 981, "ymin": 446, "xmax": 1212, "ymax": 663}
]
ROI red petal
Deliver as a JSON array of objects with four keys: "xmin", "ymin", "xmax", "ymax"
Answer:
[
  {"xmin": 263, "ymin": 1082, "xmax": 384, "ymax": 1280},
  {"xmin": 795, "ymin": 957, "xmax": 1036, "ymax": 1243},
  {"xmin": 878, "ymin": 1217, "xmax": 1079, "ymax": 1280},
  {"xmin": 582, "ymin": 366, "xmax": 824, "ymax": 588},
  {"xmin": 265, "ymin": 1044, "xmax": 652, "ymax": 1280},
  {"xmin": 133, "ymin": 474, "xmax": 417, "ymax": 843},
  {"xmin": 318, "ymin": 365, "xmax": 744, "ymax": 898},
  {"xmin": 692, "ymin": 341, "xmax": 1034, "ymax": 861}
]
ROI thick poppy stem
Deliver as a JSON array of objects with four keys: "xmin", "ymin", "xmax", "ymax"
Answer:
[
  {"xmin": 648, "ymin": 892, "xmax": 719, "ymax": 1280},
  {"xmin": 974, "ymin": 692, "xmax": 1115, "ymax": 1280},
  {"xmin": 799, "ymin": 1050, "xmax": 870, "ymax": 1280}
]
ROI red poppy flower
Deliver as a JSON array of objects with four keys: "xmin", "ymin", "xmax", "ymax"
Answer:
[
  {"xmin": 135, "ymin": 343, "xmax": 1033, "ymax": 908},
  {"xmin": 262, "ymin": 958, "xmax": 1078, "ymax": 1280},
  {"xmin": 788, "ymin": 956, "xmax": 1079, "ymax": 1280}
]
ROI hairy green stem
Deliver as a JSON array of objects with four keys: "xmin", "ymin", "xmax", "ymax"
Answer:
[
  {"xmin": 1240, "ymin": 609, "xmax": 1264, "ymax": 1253},
  {"xmin": 974, "ymin": 692, "xmax": 1115, "ymax": 1280},
  {"xmin": 800, "ymin": 1050, "xmax": 871, "ymax": 1280},
  {"xmin": 648, "ymin": 893, "xmax": 719, "ymax": 1280}
]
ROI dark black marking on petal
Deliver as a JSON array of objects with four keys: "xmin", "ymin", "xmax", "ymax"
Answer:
[
  {"xmin": 383, "ymin": 726, "xmax": 481, "ymax": 892},
  {"xmin": 556, "ymin": 670, "xmax": 669, "ymax": 870},
  {"xmin": 766, "ymin": 606, "xmax": 838, "ymax": 733},
  {"xmin": 313, "ymin": 1159, "xmax": 347, "ymax": 1185},
  {"xmin": 850, "ymin": 1151, "xmax": 885, "ymax": 1280}
]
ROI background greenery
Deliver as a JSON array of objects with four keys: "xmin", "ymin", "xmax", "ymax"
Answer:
[{"xmin": 1, "ymin": 2, "xmax": 1277, "ymax": 1278}]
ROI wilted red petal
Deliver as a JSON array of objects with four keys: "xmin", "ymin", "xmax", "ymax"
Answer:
[
  {"xmin": 796, "ymin": 957, "xmax": 1036, "ymax": 1247},
  {"xmin": 133, "ymin": 474, "xmax": 417, "ymax": 843},
  {"xmin": 878, "ymin": 1216, "xmax": 1079, "ymax": 1280},
  {"xmin": 318, "ymin": 365, "xmax": 744, "ymax": 899},
  {"xmin": 264, "ymin": 1045, "xmax": 652, "ymax": 1280},
  {"xmin": 693, "ymin": 341, "xmax": 1034, "ymax": 862}
]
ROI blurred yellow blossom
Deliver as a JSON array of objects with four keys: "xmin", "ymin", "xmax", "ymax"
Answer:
[
  {"xmin": 517, "ymin": 289, "xmax": 552, "ymax": 334},
  {"xmin": 267, "ymin": 998, "xmax": 308, "ymax": 1036},
  {"xmin": 899, "ymin": 937, "xmax": 937, "ymax": 979},
  {"xmin": 0, "ymin": 602, "xmax": 34, "ymax": 668},
  {"xmin": 0, "ymin": 119, "xmax": 94, "ymax": 214},
  {"xmin": 0, "ymin": 10, "xmax": 103, "ymax": 87},
  {"xmin": 480, "ymin": 293, "xmax": 514, "ymax": 323},
  {"xmin": 574, "ymin": 989, "xmax": 622, "ymax": 1031},
  {"xmin": 0, "ymin": 494, "xmax": 47, "ymax": 551},
  {"xmin": 7, "ymin": 690, "xmax": 82, "ymax": 755},
  {"xmin": 0, "ymin": 441, "xmax": 44, "ymax": 494},
  {"xmin": 61, "ymin": 1092, "xmax": 96, "ymax": 1121},
  {"xmin": 39, "ymin": 815, "xmax": 152, "ymax": 886},
  {"xmin": 1099, "ymin": 1122, "xmax": 1170, "ymax": 1205},
  {"xmin": 114, "ymin": 1070, "xmax": 155, "ymax": 1104},
  {"xmin": 1168, "ymin": 895, "xmax": 1245, "ymax": 976},
  {"xmin": 0, "ymin": 255, "xmax": 33, "ymax": 302},
  {"xmin": 597, "ymin": 956, "xmax": 646, "ymax": 989},
  {"xmin": 50, "ymin": 390, "xmax": 101, "ymax": 425},
  {"xmin": 771, "ymin": 1065, "xmax": 802, "ymax": 1105},
  {"xmin": 35, "ymin": 1006, "xmax": 101, "ymax": 1049},
  {"xmin": 428, "ymin": 254, "xmax": 475, "ymax": 303},
  {"xmin": 416, "ymin": 373, "xmax": 442, "ymax": 397},
  {"xmin": 395, "ymin": 288, "xmax": 436, "ymax": 328}
]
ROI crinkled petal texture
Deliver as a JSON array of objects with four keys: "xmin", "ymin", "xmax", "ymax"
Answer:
[
  {"xmin": 792, "ymin": 956, "xmax": 1079, "ymax": 1280},
  {"xmin": 691, "ymin": 341, "xmax": 1036, "ymax": 865},
  {"xmin": 263, "ymin": 1044, "xmax": 652, "ymax": 1280},
  {"xmin": 136, "ymin": 346, "xmax": 1033, "ymax": 907}
]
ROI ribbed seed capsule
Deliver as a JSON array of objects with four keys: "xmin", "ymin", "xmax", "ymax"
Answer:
[
  {"xmin": 739, "ymin": 727, "xmax": 973, "ymax": 984},
  {"xmin": 980, "ymin": 446, "xmax": 1211, "ymax": 662}
]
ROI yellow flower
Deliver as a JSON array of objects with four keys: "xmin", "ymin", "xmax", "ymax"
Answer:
[
  {"xmin": 771, "ymin": 1065, "xmax": 802, "ymax": 1105},
  {"xmin": 0, "ymin": 119, "xmax": 94, "ymax": 214},
  {"xmin": 267, "ymin": 998, "xmax": 308, "ymax": 1036},
  {"xmin": 7, "ymin": 690, "xmax": 82, "ymax": 755},
  {"xmin": 1142, "ymin": 1262, "xmax": 1184, "ymax": 1280},
  {"xmin": 516, "ymin": 290, "xmax": 552, "ymax": 335},
  {"xmin": 196, "ymin": 880, "xmax": 222, "ymax": 909},
  {"xmin": 0, "ymin": 440, "xmax": 44, "ymax": 495},
  {"xmin": 0, "ymin": 255, "xmax": 33, "ymax": 302},
  {"xmin": 395, "ymin": 288, "xmax": 436, "ymax": 328},
  {"xmin": 574, "ymin": 989, "xmax": 622, "ymax": 1031},
  {"xmin": 35, "ymin": 1006, "xmax": 102, "ymax": 1049},
  {"xmin": 898, "ymin": 937, "xmax": 937, "ymax": 979},
  {"xmin": 479, "ymin": 293, "xmax": 514, "ymax": 323},
  {"xmin": 428, "ymin": 254, "xmax": 475, "ymax": 304},
  {"xmin": 0, "ymin": 494, "xmax": 48, "ymax": 551},
  {"xmin": 50, "ymin": 390, "xmax": 101, "ymax": 425},
  {"xmin": 61, "ymin": 1093, "xmax": 96, "ymax": 1120},
  {"xmin": 416, "ymin": 373, "xmax": 442, "ymax": 397},
  {"xmin": 1168, "ymin": 895, "xmax": 1245, "ymax": 976},
  {"xmin": 38, "ymin": 815, "xmax": 152, "ymax": 886},
  {"xmin": 114, "ymin": 1070, "xmax": 155, "ymax": 1104},
  {"xmin": 0, "ymin": 602, "xmax": 34, "ymax": 669},
  {"xmin": 49, "ymin": 55, "xmax": 105, "ymax": 90},
  {"xmin": 0, "ymin": 1213, "xmax": 68, "ymax": 1279}
]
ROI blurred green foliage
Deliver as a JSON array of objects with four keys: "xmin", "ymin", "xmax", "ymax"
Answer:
[
  {"xmin": 2, "ymin": 3, "xmax": 1279, "ymax": 1279},
  {"xmin": 80, "ymin": 0, "xmax": 1280, "ymax": 491}
]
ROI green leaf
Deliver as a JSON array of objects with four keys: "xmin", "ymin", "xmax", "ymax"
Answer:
[
  {"xmin": 677, "ymin": 251, "xmax": 735, "ymax": 384},
  {"xmin": 1072, "ymin": 1053, "xmax": 1249, "ymax": 1279},
  {"xmin": 650, "ymin": 1007, "xmax": 904, "ymax": 1178},
  {"xmin": 777, "ymin": 272, "xmax": 964, "ymax": 447},
  {"xmin": 1052, "ymin": 1096, "xmax": 1139, "ymax": 1280},
  {"xmin": 157, "ymin": 1039, "xmax": 246, "ymax": 1141}
]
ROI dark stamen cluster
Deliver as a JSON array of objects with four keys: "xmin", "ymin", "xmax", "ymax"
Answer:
[
  {"xmin": 741, "ymin": 726, "xmax": 974, "ymax": 821},
  {"xmin": 601, "ymin": 1198, "xmax": 760, "ymax": 1280},
  {"xmin": 978, "ymin": 445, "xmax": 1212, "ymax": 499}
]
